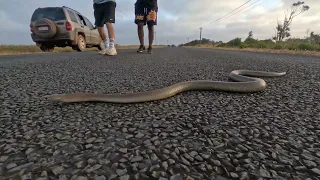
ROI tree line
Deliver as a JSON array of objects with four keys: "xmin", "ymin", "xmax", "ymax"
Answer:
[{"xmin": 180, "ymin": 1, "xmax": 320, "ymax": 51}]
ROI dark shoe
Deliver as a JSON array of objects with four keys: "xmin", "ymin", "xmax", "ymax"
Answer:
[
  {"xmin": 137, "ymin": 45, "xmax": 145, "ymax": 53},
  {"xmin": 148, "ymin": 47, "xmax": 153, "ymax": 54}
]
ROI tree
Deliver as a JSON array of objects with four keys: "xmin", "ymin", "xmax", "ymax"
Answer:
[
  {"xmin": 248, "ymin": 31, "xmax": 253, "ymax": 39},
  {"xmin": 310, "ymin": 32, "xmax": 320, "ymax": 44},
  {"xmin": 273, "ymin": 1, "xmax": 310, "ymax": 42},
  {"xmin": 227, "ymin": 38, "xmax": 242, "ymax": 47},
  {"xmin": 201, "ymin": 38, "xmax": 211, "ymax": 44},
  {"xmin": 245, "ymin": 31, "xmax": 254, "ymax": 42}
]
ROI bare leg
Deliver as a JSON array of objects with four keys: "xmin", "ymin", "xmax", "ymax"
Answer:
[
  {"xmin": 97, "ymin": 27, "xmax": 107, "ymax": 40},
  {"xmin": 97, "ymin": 26, "xmax": 110, "ymax": 51},
  {"xmin": 106, "ymin": 22, "xmax": 115, "ymax": 40},
  {"xmin": 138, "ymin": 23, "xmax": 144, "ymax": 46},
  {"xmin": 148, "ymin": 25, "xmax": 154, "ymax": 48}
]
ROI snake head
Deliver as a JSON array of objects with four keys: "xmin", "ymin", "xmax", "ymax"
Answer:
[
  {"xmin": 42, "ymin": 93, "xmax": 90, "ymax": 103},
  {"xmin": 42, "ymin": 94, "xmax": 68, "ymax": 102}
]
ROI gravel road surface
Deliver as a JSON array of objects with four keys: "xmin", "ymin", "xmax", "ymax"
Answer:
[{"xmin": 0, "ymin": 47, "xmax": 319, "ymax": 180}]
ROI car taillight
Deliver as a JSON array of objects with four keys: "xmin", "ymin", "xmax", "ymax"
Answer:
[
  {"xmin": 30, "ymin": 24, "xmax": 34, "ymax": 32},
  {"xmin": 66, "ymin": 21, "xmax": 72, "ymax": 31}
]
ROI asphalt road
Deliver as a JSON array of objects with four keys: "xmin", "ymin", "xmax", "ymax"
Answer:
[{"xmin": 0, "ymin": 47, "xmax": 319, "ymax": 180}]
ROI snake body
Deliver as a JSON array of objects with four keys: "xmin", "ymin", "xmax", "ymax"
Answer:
[{"xmin": 43, "ymin": 70, "xmax": 286, "ymax": 103}]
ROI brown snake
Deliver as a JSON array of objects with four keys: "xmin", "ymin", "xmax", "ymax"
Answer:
[{"xmin": 43, "ymin": 70, "xmax": 286, "ymax": 103}]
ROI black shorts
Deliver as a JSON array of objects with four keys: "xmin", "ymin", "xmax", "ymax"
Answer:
[
  {"xmin": 134, "ymin": 4, "xmax": 158, "ymax": 26},
  {"xmin": 94, "ymin": 1, "xmax": 116, "ymax": 27}
]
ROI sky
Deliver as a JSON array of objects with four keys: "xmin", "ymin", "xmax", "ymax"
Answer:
[{"xmin": 0, "ymin": 0, "xmax": 319, "ymax": 45}]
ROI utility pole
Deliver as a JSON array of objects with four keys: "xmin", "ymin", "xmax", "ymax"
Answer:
[{"xmin": 199, "ymin": 27, "xmax": 203, "ymax": 44}]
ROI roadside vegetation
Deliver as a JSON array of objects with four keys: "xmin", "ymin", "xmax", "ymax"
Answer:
[
  {"xmin": 181, "ymin": 1, "xmax": 320, "ymax": 56},
  {"xmin": 182, "ymin": 32, "xmax": 320, "ymax": 52},
  {"xmin": 0, "ymin": 44, "xmax": 166, "ymax": 56}
]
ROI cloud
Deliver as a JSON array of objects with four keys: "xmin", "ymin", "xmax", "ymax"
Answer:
[{"xmin": 0, "ymin": 0, "xmax": 319, "ymax": 45}]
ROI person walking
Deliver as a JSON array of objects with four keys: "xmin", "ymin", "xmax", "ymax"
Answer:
[
  {"xmin": 134, "ymin": 0, "xmax": 158, "ymax": 54},
  {"xmin": 93, "ymin": 0, "xmax": 117, "ymax": 56}
]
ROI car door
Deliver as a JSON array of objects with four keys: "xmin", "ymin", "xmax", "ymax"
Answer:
[
  {"xmin": 76, "ymin": 14, "xmax": 91, "ymax": 44},
  {"xmin": 83, "ymin": 17, "xmax": 99, "ymax": 45},
  {"xmin": 84, "ymin": 17, "xmax": 101, "ymax": 45},
  {"xmin": 91, "ymin": 28, "xmax": 102, "ymax": 45}
]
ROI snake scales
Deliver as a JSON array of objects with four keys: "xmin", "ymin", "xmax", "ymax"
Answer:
[{"xmin": 43, "ymin": 70, "xmax": 286, "ymax": 103}]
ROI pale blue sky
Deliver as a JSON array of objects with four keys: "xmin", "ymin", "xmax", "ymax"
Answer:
[{"xmin": 0, "ymin": 0, "xmax": 319, "ymax": 45}]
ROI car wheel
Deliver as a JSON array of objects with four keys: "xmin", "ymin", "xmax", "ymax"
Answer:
[
  {"xmin": 40, "ymin": 44, "xmax": 48, "ymax": 52},
  {"xmin": 76, "ymin": 34, "xmax": 86, "ymax": 52},
  {"xmin": 40, "ymin": 43, "xmax": 54, "ymax": 52},
  {"xmin": 47, "ymin": 47, "xmax": 54, "ymax": 52}
]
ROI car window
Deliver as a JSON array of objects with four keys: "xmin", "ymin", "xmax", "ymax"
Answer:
[
  {"xmin": 76, "ymin": 14, "xmax": 86, "ymax": 26},
  {"xmin": 67, "ymin": 10, "xmax": 78, "ymax": 23},
  {"xmin": 31, "ymin": 8, "xmax": 66, "ymax": 22},
  {"xmin": 84, "ymin": 17, "xmax": 94, "ymax": 29}
]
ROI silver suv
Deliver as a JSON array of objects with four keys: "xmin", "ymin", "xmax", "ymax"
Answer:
[{"xmin": 30, "ymin": 6, "xmax": 104, "ymax": 52}]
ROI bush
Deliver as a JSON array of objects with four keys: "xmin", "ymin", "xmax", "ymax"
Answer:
[
  {"xmin": 273, "ymin": 44, "xmax": 283, "ymax": 50},
  {"xmin": 217, "ymin": 43, "xmax": 226, "ymax": 47},
  {"xmin": 247, "ymin": 42, "xmax": 259, "ymax": 48},
  {"xmin": 258, "ymin": 42, "xmax": 268, "ymax": 49},
  {"xmin": 226, "ymin": 38, "xmax": 242, "ymax": 47},
  {"xmin": 298, "ymin": 43, "xmax": 315, "ymax": 51},
  {"xmin": 288, "ymin": 46, "xmax": 297, "ymax": 50},
  {"xmin": 239, "ymin": 43, "xmax": 249, "ymax": 49},
  {"xmin": 183, "ymin": 36, "xmax": 320, "ymax": 53}
]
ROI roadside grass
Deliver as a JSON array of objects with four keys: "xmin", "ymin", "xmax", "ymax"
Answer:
[
  {"xmin": 184, "ymin": 43, "xmax": 320, "ymax": 57},
  {"xmin": 0, "ymin": 44, "xmax": 166, "ymax": 56}
]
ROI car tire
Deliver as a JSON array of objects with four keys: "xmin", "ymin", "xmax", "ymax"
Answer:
[
  {"xmin": 47, "ymin": 47, "xmax": 54, "ymax": 52},
  {"xmin": 40, "ymin": 43, "xmax": 54, "ymax": 52},
  {"xmin": 33, "ymin": 18, "xmax": 57, "ymax": 39},
  {"xmin": 75, "ymin": 34, "xmax": 86, "ymax": 52}
]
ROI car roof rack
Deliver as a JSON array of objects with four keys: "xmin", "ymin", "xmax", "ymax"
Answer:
[{"xmin": 62, "ymin": 6, "xmax": 82, "ymax": 15}]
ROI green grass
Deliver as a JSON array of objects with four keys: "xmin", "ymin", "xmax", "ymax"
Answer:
[
  {"xmin": 184, "ymin": 38, "xmax": 320, "ymax": 57},
  {"xmin": 0, "ymin": 44, "xmax": 166, "ymax": 55},
  {"xmin": 215, "ymin": 38, "xmax": 320, "ymax": 51}
]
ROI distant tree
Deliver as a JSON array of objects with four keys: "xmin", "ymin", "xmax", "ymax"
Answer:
[
  {"xmin": 310, "ymin": 32, "xmax": 320, "ymax": 44},
  {"xmin": 245, "ymin": 31, "xmax": 255, "ymax": 43},
  {"xmin": 248, "ymin": 31, "xmax": 253, "ymax": 39},
  {"xmin": 273, "ymin": 1, "xmax": 310, "ymax": 42},
  {"xmin": 201, "ymin": 38, "xmax": 211, "ymax": 44},
  {"xmin": 227, "ymin": 38, "xmax": 242, "ymax": 47}
]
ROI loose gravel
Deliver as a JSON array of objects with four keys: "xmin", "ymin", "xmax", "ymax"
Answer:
[{"xmin": 0, "ymin": 48, "xmax": 319, "ymax": 180}]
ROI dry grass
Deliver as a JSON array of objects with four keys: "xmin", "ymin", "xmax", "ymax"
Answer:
[
  {"xmin": 185, "ymin": 44, "xmax": 320, "ymax": 57},
  {"xmin": 0, "ymin": 44, "xmax": 166, "ymax": 56}
]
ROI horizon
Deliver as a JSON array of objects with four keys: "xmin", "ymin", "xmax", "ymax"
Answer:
[{"xmin": 0, "ymin": 0, "xmax": 319, "ymax": 46}]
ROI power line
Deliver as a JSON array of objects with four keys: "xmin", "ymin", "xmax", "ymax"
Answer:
[
  {"xmin": 116, "ymin": 8, "xmax": 127, "ymax": 19},
  {"xmin": 195, "ymin": 0, "xmax": 269, "ymax": 44},
  {"xmin": 206, "ymin": 0, "xmax": 268, "ymax": 26},
  {"xmin": 216, "ymin": 0, "xmax": 268, "ymax": 23},
  {"xmin": 202, "ymin": 0, "xmax": 253, "ymax": 28},
  {"xmin": 241, "ymin": 0, "xmax": 269, "ymax": 13}
]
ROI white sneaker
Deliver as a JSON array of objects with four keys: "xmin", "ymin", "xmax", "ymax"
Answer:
[
  {"xmin": 98, "ymin": 40, "xmax": 109, "ymax": 55},
  {"xmin": 107, "ymin": 46, "xmax": 117, "ymax": 56},
  {"xmin": 99, "ymin": 48, "xmax": 110, "ymax": 55}
]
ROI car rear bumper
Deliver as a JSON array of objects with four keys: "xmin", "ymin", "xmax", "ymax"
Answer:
[{"xmin": 31, "ymin": 32, "xmax": 76, "ymax": 44}]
